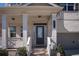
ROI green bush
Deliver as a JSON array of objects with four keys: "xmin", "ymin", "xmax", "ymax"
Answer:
[
  {"xmin": 0, "ymin": 48, "xmax": 8, "ymax": 56},
  {"xmin": 56, "ymin": 44, "xmax": 65, "ymax": 55},
  {"xmin": 17, "ymin": 47, "xmax": 27, "ymax": 56}
]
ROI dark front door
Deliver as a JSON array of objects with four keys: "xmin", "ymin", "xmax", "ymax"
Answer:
[{"xmin": 36, "ymin": 26, "xmax": 44, "ymax": 45}]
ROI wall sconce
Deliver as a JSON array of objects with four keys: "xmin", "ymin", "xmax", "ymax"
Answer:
[
  {"xmin": 38, "ymin": 16, "xmax": 42, "ymax": 18},
  {"xmin": 10, "ymin": 17, "xmax": 15, "ymax": 26},
  {"xmin": 12, "ymin": 17, "xmax": 15, "ymax": 20}
]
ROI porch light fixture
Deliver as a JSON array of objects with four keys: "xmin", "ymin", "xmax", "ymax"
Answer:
[
  {"xmin": 38, "ymin": 16, "xmax": 41, "ymax": 18},
  {"xmin": 10, "ymin": 17, "xmax": 15, "ymax": 26},
  {"xmin": 12, "ymin": 17, "xmax": 15, "ymax": 20}
]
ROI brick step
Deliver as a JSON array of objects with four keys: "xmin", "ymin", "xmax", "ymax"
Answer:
[{"xmin": 31, "ymin": 48, "xmax": 48, "ymax": 56}]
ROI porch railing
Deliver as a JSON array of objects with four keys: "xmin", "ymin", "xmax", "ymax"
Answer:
[
  {"xmin": 47, "ymin": 37, "xmax": 51, "ymax": 56},
  {"xmin": 27, "ymin": 36, "xmax": 32, "ymax": 56},
  {"xmin": 7, "ymin": 37, "xmax": 23, "ymax": 48}
]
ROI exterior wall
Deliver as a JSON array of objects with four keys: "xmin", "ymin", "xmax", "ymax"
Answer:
[
  {"xmin": 7, "ymin": 15, "xmax": 24, "ymax": 48},
  {"xmin": 0, "ymin": 3, "xmax": 79, "ymax": 50},
  {"xmin": 57, "ymin": 33, "xmax": 79, "ymax": 50},
  {"xmin": 7, "ymin": 15, "xmax": 22, "ymax": 37},
  {"xmin": 64, "ymin": 12, "xmax": 79, "ymax": 20},
  {"xmin": 57, "ymin": 11, "xmax": 79, "ymax": 50},
  {"xmin": 28, "ymin": 15, "xmax": 50, "ymax": 47},
  {"xmin": 0, "ymin": 15, "xmax": 51, "ymax": 48},
  {"xmin": 0, "ymin": 12, "xmax": 79, "ymax": 50},
  {"xmin": 0, "ymin": 15, "xmax": 2, "ymax": 47},
  {"xmin": 57, "ymin": 12, "xmax": 79, "ymax": 33},
  {"xmin": 0, "ymin": 15, "xmax": 2, "ymax": 36}
]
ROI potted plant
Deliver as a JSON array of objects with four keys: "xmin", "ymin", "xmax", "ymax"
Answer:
[
  {"xmin": 17, "ymin": 47, "xmax": 27, "ymax": 56},
  {"xmin": 56, "ymin": 44, "xmax": 65, "ymax": 56}
]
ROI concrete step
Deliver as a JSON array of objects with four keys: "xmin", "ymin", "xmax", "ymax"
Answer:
[
  {"xmin": 31, "ymin": 48, "xmax": 48, "ymax": 56},
  {"xmin": 7, "ymin": 49, "xmax": 17, "ymax": 56}
]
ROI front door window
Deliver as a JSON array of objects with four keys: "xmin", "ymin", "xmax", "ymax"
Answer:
[
  {"xmin": 36, "ymin": 26, "xmax": 44, "ymax": 45},
  {"xmin": 37, "ymin": 27, "xmax": 43, "ymax": 38}
]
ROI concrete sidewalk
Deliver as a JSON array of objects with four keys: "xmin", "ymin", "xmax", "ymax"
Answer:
[{"xmin": 65, "ymin": 49, "xmax": 79, "ymax": 56}]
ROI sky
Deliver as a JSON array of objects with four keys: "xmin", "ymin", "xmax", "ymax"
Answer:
[{"xmin": 0, "ymin": 3, "xmax": 6, "ymax": 7}]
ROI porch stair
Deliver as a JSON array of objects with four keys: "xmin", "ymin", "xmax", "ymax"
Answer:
[{"xmin": 31, "ymin": 48, "xmax": 48, "ymax": 56}]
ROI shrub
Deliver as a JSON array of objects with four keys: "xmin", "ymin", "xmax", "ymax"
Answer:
[
  {"xmin": 0, "ymin": 48, "xmax": 8, "ymax": 56},
  {"xmin": 17, "ymin": 47, "xmax": 27, "ymax": 56},
  {"xmin": 56, "ymin": 44, "xmax": 65, "ymax": 56}
]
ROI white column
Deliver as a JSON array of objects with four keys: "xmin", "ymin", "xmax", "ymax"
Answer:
[
  {"xmin": 23, "ymin": 14, "xmax": 28, "ymax": 47},
  {"xmin": 51, "ymin": 14, "xmax": 57, "ymax": 49},
  {"xmin": 2, "ymin": 15, "xmax": 7, "ymax": 49}
]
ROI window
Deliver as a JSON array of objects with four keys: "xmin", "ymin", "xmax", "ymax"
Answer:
[
  {"xmin": 63, "ymin": 4, "xmax": 66, "ymax": 11},
  {"xmin": 56, "ymin": 3, "xmax": 78, "ymax": 11},
  {"xmin": 53, "ymin": 20, "xmax": 56, "ymax": 29},
  {"xmin": 10, "ymin": 26, "xmax": 16, "ymax": 37},
  {"xmin": 68, "ymin": 3, "xmax": 74, "ymax": 11},
  {"xmin": 67, "ymin": 3, "xmax": 79, "ymax": 11},
  {"xmin": 56, "ymin": 3, "xmax": 66, "ymax": 11},
  {"xmin": 75, "ymin": 3, "xmax": 79, "ymax": 11},
  {"xmin": 21, "ymin": 26, "xmax": 23, "ymax": 37}
]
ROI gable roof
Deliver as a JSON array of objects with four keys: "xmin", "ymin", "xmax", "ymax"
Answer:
[
  {"xmin": 0, "ymin": 3, "xmax": 63, "ymax": 15},
  {"xmin": 17, "ymin": 3, "xmax": 62, "ymax": 8}
]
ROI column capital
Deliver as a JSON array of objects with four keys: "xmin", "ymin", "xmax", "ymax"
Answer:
[
  {"xmin": 22, "ymin": 14, "xmax": 28, "ymax": 16},
  {"xmin": 22, "ymin": 14, "xmax": 28, "ymax": 20},
  {"xmin": 51, "ymin": 14, "xmax": 57, "ymax": 20},
  {"xmin": 52, "ymin": 13, "xmax": 57, "ymax": 16},
  {"xmin": 51, "ymin": 14, "xmax": 57, "ymax": 21}
]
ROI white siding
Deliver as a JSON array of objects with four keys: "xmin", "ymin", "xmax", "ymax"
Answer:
[{"xmin": 64, "ymin": 12, "xmax": 79, "ymax": 20}]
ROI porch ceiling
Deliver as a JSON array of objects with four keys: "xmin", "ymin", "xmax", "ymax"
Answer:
[{"xmin": 0, "ymin": 6, "xmax": 63, "ymax": 15}]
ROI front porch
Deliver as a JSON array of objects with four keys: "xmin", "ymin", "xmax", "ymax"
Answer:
[{"xmin": 0, "ymin": 5, "xmax": 62, "ymax": 56}]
